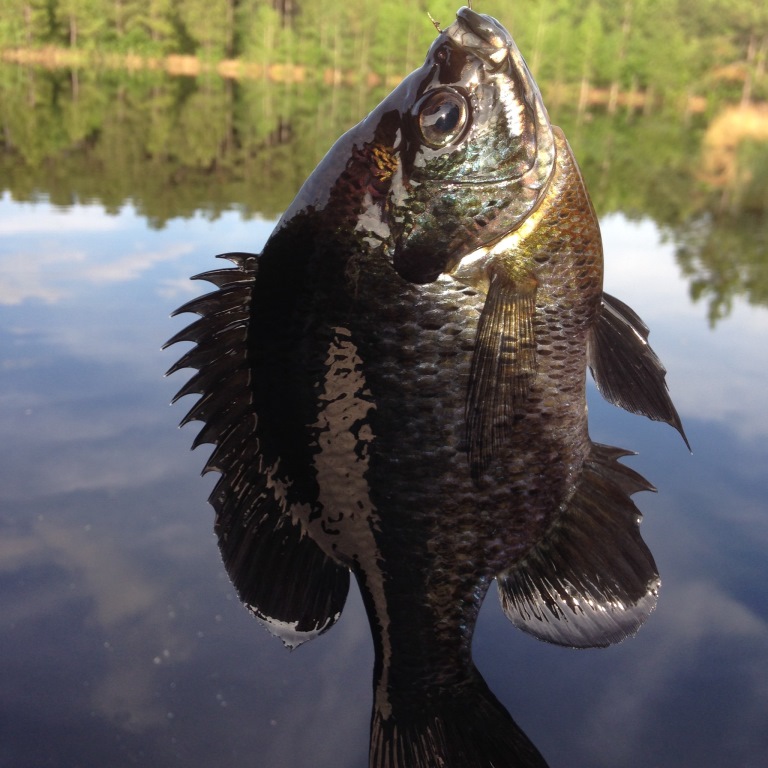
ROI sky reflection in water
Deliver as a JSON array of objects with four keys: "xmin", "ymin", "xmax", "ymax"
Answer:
[{"xmin": 1, "ymin": 192, "xmax": 767, "ymax": 768}]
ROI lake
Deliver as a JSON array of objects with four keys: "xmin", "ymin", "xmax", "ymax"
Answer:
[{"xmin": 1, "ymin": 62, "xmax": 767, "ymax": 768}]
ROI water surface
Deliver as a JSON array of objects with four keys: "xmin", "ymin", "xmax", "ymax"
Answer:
[{"xmin": 1, "ymin": 71, "xmax": 767, "ymax": 768}]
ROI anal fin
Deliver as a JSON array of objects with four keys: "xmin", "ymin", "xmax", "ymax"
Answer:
[{"xmin": 497, "ymin": 443, "xmax": 659, "ymax": 648}]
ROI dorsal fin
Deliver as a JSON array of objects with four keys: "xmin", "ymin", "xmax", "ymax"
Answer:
[{"xmin": 166, "ymin": 252, "xmax": 349, "ymax": 648}]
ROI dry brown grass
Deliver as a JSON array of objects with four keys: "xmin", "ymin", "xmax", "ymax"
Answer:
[
  {"xmin": 164, "ymin": 55, "xmax": 201, "ymax": 76},
  {"xmin": 0, "ymin": 47, "xmax": 307, "ymax": 82},
  {"xmin": 701, "ymin": 103, "xmax": 768, "ymax": 187}
]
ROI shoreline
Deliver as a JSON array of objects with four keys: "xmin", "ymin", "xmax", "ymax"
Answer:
[
  {"xmin": 0, "ymin": 47, "xmax": 402, "ymax": 87},
  {"xmin": 0, "ymin": 46, "xmax": 737, "ymax": 115}
]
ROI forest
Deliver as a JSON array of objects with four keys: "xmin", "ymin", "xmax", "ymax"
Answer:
[{"xmin": 1, "ymin": 0, "xmax": 767, "ymax": 108}]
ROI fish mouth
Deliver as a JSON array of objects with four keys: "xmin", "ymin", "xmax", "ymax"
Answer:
[{"xmin": 448, "ymin": 6, "xmax": 512, "ymax": 67}]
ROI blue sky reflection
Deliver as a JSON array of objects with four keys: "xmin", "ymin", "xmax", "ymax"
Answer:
[{"xmin": 1, "ymin": 195, "xmax": 766, "ymax": 768}]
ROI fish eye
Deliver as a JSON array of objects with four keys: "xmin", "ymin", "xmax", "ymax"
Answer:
[{"xmin": 415, "ymin": 89, "xmax": 469, "ymax": 149}]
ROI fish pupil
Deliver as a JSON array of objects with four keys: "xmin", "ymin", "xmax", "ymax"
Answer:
[
  {"xmin": 416, "ymin": 89, "xmax": 468, "ymax": 148},
  {"xmin": 428, "ymin": 102, "xmax": 459, "ymax": 132}
]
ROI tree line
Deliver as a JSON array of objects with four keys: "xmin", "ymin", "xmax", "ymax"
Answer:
[
  {"xmin": 1, "ymin": 62, "xmax": 765, "ymax": 323},
  {"xmin": 1, "ymin": 0, "xmax": 766, "ymax": 107}
]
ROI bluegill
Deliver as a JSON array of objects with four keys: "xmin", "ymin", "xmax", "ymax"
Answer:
[{"xmin": 167, "ymin": 6, "xmax": 688, "ymax": 767}]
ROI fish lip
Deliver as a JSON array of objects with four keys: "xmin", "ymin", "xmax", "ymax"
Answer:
[
  {"xmin": 448, "ymin": 6, "xmax": 511, "ymax": 65},
  {"xmin": 455, "ymin": 6, "xmax": 510, "ymax": 47}
]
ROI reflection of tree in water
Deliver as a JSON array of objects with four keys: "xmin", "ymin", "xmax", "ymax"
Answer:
[
  {"xmin": 0, "ymin": 65, "xmax": 368, "ymax": 223},
  {"xmin": 559, "ymin": 104, "xmax": 768, "ymax": 325},
  {"xmin": 670, "ymin": 112, "xmax": 768, "ymax": 326},
  {"xmin": 673, "ymin": 206, "xmax": 768, "ymax": 326},
  {"xmin": 1, "ymin": 63, "xmax": 767, "ymax": 321}
]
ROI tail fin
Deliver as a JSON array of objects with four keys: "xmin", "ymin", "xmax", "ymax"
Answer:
[{"xmin": 369, "ymin": 669, "xmax": 549, "ymax": 768}]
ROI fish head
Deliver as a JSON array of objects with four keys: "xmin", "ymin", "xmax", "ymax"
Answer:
[
  {"xmin": 382, "ymin": 6, "xmax": 556, "ymax": 283},
  {"xmin": 276, "ymin": 8, "xmax": 555, "ymax": 285}
]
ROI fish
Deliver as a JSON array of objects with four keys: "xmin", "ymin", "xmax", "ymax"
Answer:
[{"xmin": 166, "ymin": 6, "xmax": 688, "ymax": 767}]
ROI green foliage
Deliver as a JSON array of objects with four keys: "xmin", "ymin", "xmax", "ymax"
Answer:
[
  {"xmin": 176, "ymin": 0, "xmax": 235, "ymax": 59},
  {"xmin": 0, "ymin": 0, "xmax": 34, "ymax": 47},
  {"xmin": 0, "ymin": 0, "xmax": 764, "ymax": 108},
  {"xmin": 235, "ymin": 1, "xmax": 286, "ymax": 63}
]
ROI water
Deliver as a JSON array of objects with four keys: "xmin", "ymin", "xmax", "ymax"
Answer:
[{"xmin": 1, "ymin": 191, "xmax": 766, "ymax": 768}]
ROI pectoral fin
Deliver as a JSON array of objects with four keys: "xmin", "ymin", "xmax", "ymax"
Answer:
[
  {"xmin": 466, "ymin": 270, "xmax": 538, "ymax": 478},
  {"xmin": 589, "ymin": 292, "xmax": 690, "ymax": 449},
  {"xmin": 497, "ymin": 443, "xmax": 658, "ymax": 648}
]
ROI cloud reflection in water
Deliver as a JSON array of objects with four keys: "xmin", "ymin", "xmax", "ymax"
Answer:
[{"xmin": 1, "ymin": 197, "xmax": 766, "ymax": 767}]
